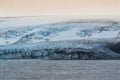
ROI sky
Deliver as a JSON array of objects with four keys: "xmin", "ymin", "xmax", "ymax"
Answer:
[{"xmin": 0, "ymin": 0, "xmax": 120, "ymax": 17}]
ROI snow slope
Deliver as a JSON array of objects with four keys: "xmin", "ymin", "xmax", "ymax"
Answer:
[{"xmin": 0, "ymin": 18, "xmax": 120, "ymax": 45}]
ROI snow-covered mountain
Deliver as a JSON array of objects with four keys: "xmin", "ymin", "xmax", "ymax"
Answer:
[{"xmin": 0, "ymin": 17, "xmax": 120, "ymax": 59}]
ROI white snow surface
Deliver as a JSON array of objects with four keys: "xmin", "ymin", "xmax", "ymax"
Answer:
[
  {"xmin": 0, "ymin": 17, "xmax": 120, "ymax": 45},
  {"xmin": 0, "ymin": 17, "xmax": 67, "ymax": 30}
]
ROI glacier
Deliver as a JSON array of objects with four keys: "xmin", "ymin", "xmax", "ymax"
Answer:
[{"xmin": 0, "ymin": 18, "xmax": 120, "ymax": 59}]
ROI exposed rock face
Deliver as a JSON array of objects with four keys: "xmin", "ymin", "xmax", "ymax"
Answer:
[{"xmin": 107, "ymin": 42, "xmax": 120, "ymax": 53}]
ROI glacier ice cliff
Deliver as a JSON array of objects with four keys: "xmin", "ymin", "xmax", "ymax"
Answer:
[
  {"xmin": 0, "ymin": 40, "xmax": 120, "ymax": 59},
  {"xmin": 0, "ymin": 21, "xmax": 120, "ymax": 59}
]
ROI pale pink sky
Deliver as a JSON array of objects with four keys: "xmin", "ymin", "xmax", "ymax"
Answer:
[{"xmin": 0, "ymin": 0, "xmax": 120, "ymax": 17}]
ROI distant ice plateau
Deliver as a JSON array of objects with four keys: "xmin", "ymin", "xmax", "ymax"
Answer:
[{"xmin": 0, "ymin": 17, "xmax": 120, "ymax": 59}]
